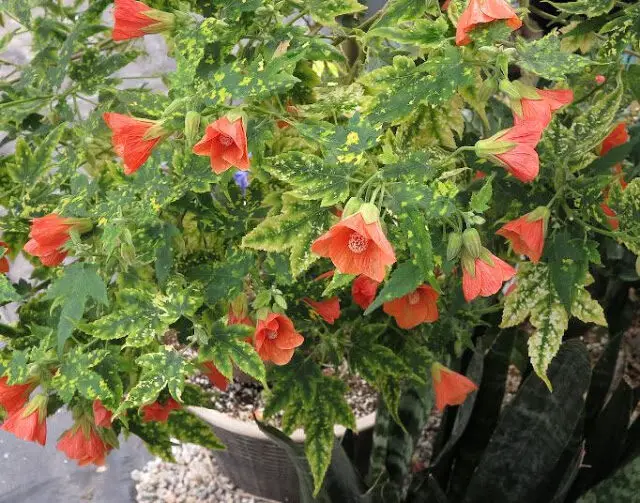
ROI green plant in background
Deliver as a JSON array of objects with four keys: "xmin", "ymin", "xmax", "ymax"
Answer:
[{"xmin": 1, "ymin": 0, "xmax": 640, "ymax": 499}]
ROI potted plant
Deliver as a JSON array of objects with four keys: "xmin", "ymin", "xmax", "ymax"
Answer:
[{"xmin": 1, "ymin": 0, "xmax": 640, "ymax": 501}]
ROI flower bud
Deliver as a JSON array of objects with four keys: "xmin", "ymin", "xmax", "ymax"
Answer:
[
  {"xmin": 462, "ymin": 228, "xmax": 482, "ymax": 259},
  {"xmin": 359, "ymin": 202, "xmax": 380, "ymax": 224},
  {"xmin": 185, "ymin": 111, "xmax": 201, "ymax": 145},
  {"xmin": 342, "ymin": 197, "xmax": 364, "ymax": 219},
  {"xmin": 447, "ymin": 232, "xmax": 463, "ymax": 261}
]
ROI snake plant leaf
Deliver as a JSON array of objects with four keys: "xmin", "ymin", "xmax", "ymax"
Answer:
[{"xmin": 463, "ymin": 340, "xmax": 591, "ymax": 503}]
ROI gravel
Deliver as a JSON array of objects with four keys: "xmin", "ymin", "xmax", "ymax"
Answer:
[{"xmin": 133, "ymin": 443, "xmax": 277, "ymax": 503}]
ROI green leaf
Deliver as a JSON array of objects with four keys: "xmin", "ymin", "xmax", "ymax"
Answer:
[
  {"xmin": 168, "ymin": 409, "xmax": 224, "ymax": 450},
  {"xmin": 549, "ymin": 0, "xmax": 615, "ymax": 17},
  {"xmin": 366, "ymin": 17, "xmax": 448, "ymax": 47},
  {"xmin": 367, "ymin": 47, "xmax": 474, "ymax": 124},
  {"xmin": 187, "ymin": 252, "xmax": 253, "ymax": 306},
  {"xmin": 45, "ymin": 263, "xmax": 108, "ymax": 353},
  {"xmin": 242, "ymin": 195, "xmax": 332, "ymax": 277},
  {"xmin": 8, "ymin": 124, "xmax": 66, "ymax": 185},
  {"xmin": 516, "ymin": 34, "xmax": 591, "ymax": 81},
  {"xmin": 548, "ymin": 231, "xmax": 589, "ymax": 313},
  {"xmin": 322, "ymin": 272, "xmax": 356, "ymax": 297},
  {"xmin": 4, "ymin": 350, "xmax": 30, "ymax": 385},
  {"xmin": 264, "ymin": 152, "xmax": 355, "ymax": 206},
  {"xmin": 137, "ymin": 349, "xmax": 190, "ymax": 402},
  {"xmin": 464, "ymin": 340, "xmax": 591, "ymax": 503},
  {"xmin": 127, "ymin": 416, "xmax": 174, "ymax": 461},
  {"xmin": 571, "ymin": 288, "xmax": 607, "ymax": 326},
  {"xmin": 264, "ymin": 359, "xmax": 356, "ymax": 494},
  {"xmin": 470, "ymin": 174, "xmax": 494, "ymax": 213},
  {"xmin": 51, "ymin": 347, "xmax": 112, "ymax": 403},
  {"xmin": 501, "ymin": 263, "xmax": 569, "ymax": 389},
  {"xmin": 306, "ymin": 0, "xmax": 367, "ymax": 25},
  {"xmin": 372, "ymin": 0, "xmax": 439, "ymax": 27},
  {"xmin": 205, "ymin": 57, "xmax": 301, "ymax": 105},
  {"xmin": 365, "ymin": 262, "xmax": 423, "ymax": 315},
  {"xmin": 398, "ymin": 208, "xmax": 437, "ymax": 288},
  {"xmin": 396, "ymin": 98, "xmax": 465, "ymax": 150},
  {"xmin": 117, "ymin": 348, "xmax": 191, "ymax": 415},
  {"xmin": 200, "ymin": 321, "xmax": 266, "ymax": 385},
  {"xmin": 0, "ymin": 275, "xmax": 20, "ymax": 304}
]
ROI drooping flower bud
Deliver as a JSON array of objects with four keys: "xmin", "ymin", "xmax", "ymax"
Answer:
[
  {"xmin": 447, "ymin": 232, "xmax": 463, "ymax": 261},
  {"xmin": 462, "ymin": 228, "xmax": 482, "ymax": 259},
  {"xmin": 184, "ymin": 111, "xmax": 201, "ymax": 145}
]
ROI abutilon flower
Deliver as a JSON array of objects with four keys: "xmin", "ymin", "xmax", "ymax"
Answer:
[
  {"xmin": 431, "ymin": 363, "xmax": 478, "ymax": 411},
  {"xmin": 600, "ymin": 123, "xmax": 629, "ymax": 156},
  {"xmin": 475, "ymin": 124, "xmax": 542, "ymax": 183},
  {"xmin": 311, "ymin": 212, "xmax": 396, "ymax": 282},
  {"xmin": 254, "ymin": 313, "xmax": 304, "ymax": 365},
  {"xmin": 383, "ymin": 285, "xmax": 439, "ymax": 329},
  {"xmin": 600, "ymin": 202, "xmax": 619, "ymax": 230},
  {"xmin": 202, "ymin": 362, "xmax": 229, "ymax": 391},
  {"xmin": 227, "ymin": 296, "xmax": 253, "ymax": 328},
  {"xmin": 276, "ymin": 104, "xmax": 300, "ymax": 129},
  {"xmin": 1, "ymin": 396, "xmax": 47, "ymax": 446},
  {"xmin": 92, "ymin": 400, "xmax": 113, "ymax": 428},
  {"xmin": 0, "ymin": 242, "xmax": 9, "ymax": 274},
  {"xmin": 57, "ymin": 423, "xmax": 110, "ymax": 466},
  {"xmin": 303, "ymin": 297, "xmax": 341, "ymax": 325},
  {"xmin": 0, "ymin": 377, "xmax": 33, "ymax": 414},
  {"xmin": 512, "ymin": 88, "xmax": 574, "ymax": 129},
  {"xmin": 141, "ymin": 398, "xmax": 181, "ymax": 423},
  {"xmin": 595, "ymin": 75, "xmax": 606, "ymax": 85},
  {"xmin": 193, "ymin": 117, "xmax": 250, "ymax": 174},
  {"xmin": 103, "ymin": 112, "xmax": 167, "ymax": 175},
  {"xmin": 112, "ymin": 0, "xmax": 175, "ymax": 41},
  {"xmin": 496, "ymin": 207, "xmax": 549, "ymax": 263},
  {"xmin": 455, "ymin": 0, "xmax": 522, "ymax": 46},
  {"xmin": 461, "ymin": 249, "xmax": 516, "ymax": 302},
  {"xmin": 351, "ymin": 275, "xmax": 379, "ymax": 310},
  {"xmin": 23, "ymin": 214, "xmax": 91, "ymax": 267}
]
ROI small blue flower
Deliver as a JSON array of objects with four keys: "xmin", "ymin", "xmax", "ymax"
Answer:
[{"xmin": 233, "ymin": 170, "xmax": 250, "ymax": 196}]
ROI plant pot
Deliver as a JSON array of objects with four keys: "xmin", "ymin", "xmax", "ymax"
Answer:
[{"xmin": 189, "ymin": 406, "xmax": 376, "ymax": 502}]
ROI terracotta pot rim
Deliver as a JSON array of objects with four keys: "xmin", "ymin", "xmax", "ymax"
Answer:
[{"xmin": 188, "ymin": 406, "xmax": 376, "ymax": 442}]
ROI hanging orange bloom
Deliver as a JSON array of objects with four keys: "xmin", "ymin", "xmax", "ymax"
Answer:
[
  {"xmin": 103, "ymin": 112, "xmax": 167, "ymax": 175},
  {"xmin": 92, "ymin": 400, "xmax": 113, "ymax": 428},
  {"xmin": 600, "ymin": 202, "xmax": 619, "ymax": 230},
  {"xmin": 303, "ymin": 297, "xmax": 341, "ymax": 325},
  {"xmin": 23, "ymin": 214, "xmax": 91, "ymax": 267},
  {"xmin": 254, "ymin": 313, "xmax": 304, "ymax": 365},
  {"xmin": 383, "ymin": 285, "xmax": 439, "ymax": 329},
  {"xmin": 193, "ymin": 117, "xmax": 250, "ymax": 174},
  {"xmin": 455, "ymin": 0, "xmax": 522, "ymax": 46},
  {"xmin": 57, "ymin": 423, "xmax": 110, "ymax": 466},
  {"xmin": 431, "ymin": 363, "xmax": 478, "ymax": 411},
  {"xmin": 311, "ymin": 212, "xmax": 396, "ymax": 282},
  {"xmin": 496, "ymin": 207, "xmax": 549, "ymax": 263},
  {"xmin": 0, "ymin": 242, "xmax": 9, "ymax": 274},
  {"xmin": 475, "ymin": 124, "xmax": 542, "ymax": 183},
  {"xmin": 461, "ymin": 249, "xmax": 516, "ymax": 302},
  {"xmin": 1, "ymin": 397, "xmax": 47, "ymax": 446},
  {"xmin": 600, "ymin": 123, "xmax": 629, "ymax": 156},
  {"xmin": 202, "ymin": 362, "xmax": 230, "ymax": 391},
  {"xmin": 112, "ymin": 0, "xmax": 175, "ymax": 41},
  {"xmin": 512, "ymin": 89, "xmax": 574, "ymax": 129},
  {"xmin": 0, "ymin": 377, "xmax": 33, "ymax": 414},
  {"xmin": 141, "ymin": 398, "xmax": 181, "ymax": 423},
  {"xmin": 351, "ymin": 275, "xmax": 379, "ymax": 310}
]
